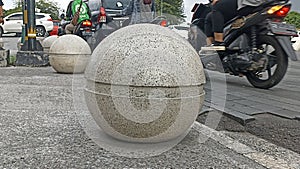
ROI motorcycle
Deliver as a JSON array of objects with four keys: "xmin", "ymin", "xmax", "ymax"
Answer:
[
  {"xmin": 59, "ymin": 19, "xmax": 95, "ymax": 41},
  {"xmin": 188, "ymin": 0, "xmax": 298, "ymax": 89},
  {"xmin": 74, "ymin": 19, "xmax": 95, "ymax": 41}
]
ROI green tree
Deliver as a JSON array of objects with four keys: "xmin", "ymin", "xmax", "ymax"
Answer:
[
  {"xmin": 4, "ymin": 0, "xmax": 61, "ymax": 20},
  {"xmin": 155, "ymin": 0, "xmax": 185, "ymax": 24},
  {"xmin": 36, "ymin": 0, "xmax": 60, "ymax": 20},
  {"xmin": 13, "ymin": 0, "xmax": 22, "ymax": 8},
  {"xmin": 4, "ymin": 0, "xmax": 22, "ymax": 16},
  {"xmin": 4, "ymin": 7, "xmax": 22, "ymax": 16},
  {"xmin": 285, "ymin": 11, "xmax": 300, "ymax": 29}
]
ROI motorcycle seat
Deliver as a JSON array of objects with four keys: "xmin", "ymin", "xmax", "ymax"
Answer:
[{"xmin": 224, "ymin": 16, "xmax": 243, "ymax": 27}]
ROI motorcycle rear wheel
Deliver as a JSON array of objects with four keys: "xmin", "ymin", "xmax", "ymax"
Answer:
[{"xmin": 246, "ymin": 36, "xmax": 288, "ymax": 89}]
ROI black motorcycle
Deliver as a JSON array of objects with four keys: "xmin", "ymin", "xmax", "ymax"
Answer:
[
  {"xmin": 59, "ymin": 19, "xmax": 95, "ymax": 41},
  {"xmin": 73, "ymin": 19, "xmax": 95, "ymax": 41},
  {"xmin": 189, "ymin": 0, "xmax": 298, "ymax": 89}
]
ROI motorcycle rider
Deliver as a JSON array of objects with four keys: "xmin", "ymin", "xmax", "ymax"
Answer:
[
  {"xmin": 65, "ymin": 0, "xmax": 91, "ymax": 34},
  {"xmin": 204, "ymin": 0, "xmax": 268, "ymax": 49}
]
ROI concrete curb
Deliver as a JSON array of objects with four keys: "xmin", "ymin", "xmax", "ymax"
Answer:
[
  {"xmin": 194, "ymin": 122, "xmax": 300, "ymax": 169},
  {"xmin": 200, "ymin": 107, "xmax": 256, "ymax": 125}
]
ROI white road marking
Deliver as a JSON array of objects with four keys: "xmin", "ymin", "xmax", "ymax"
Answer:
[{"xmin": 194, "ymin": 121, "xmax": 300, "ymax": 169}]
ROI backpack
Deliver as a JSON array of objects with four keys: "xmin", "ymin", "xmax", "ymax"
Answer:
[
  {"xmin": 71, "ymin": 1, "xmax": 83, "ymax": 25},
  {"xmin": 191, "ymin": 3, "xmax": 211, "ymax": 32},
  {"xmin": 143, "ymin": 0, "xmax": 152, "ymax": 5}
]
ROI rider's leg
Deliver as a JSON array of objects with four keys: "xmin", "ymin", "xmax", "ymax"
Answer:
[
  {"xmin": 214, "ymin": 32, "xmax": 224, "ymax": 43},
  {"xmin": 204, "ymin": 12, "xmax": 214, "ymax": 45},
  {"xmin": 65, "ymin": 23, "xmax": 75, "ymax": 34},
  {"xmin": 211, "ymin": 0, "xmax": 238, "ymax": 43},
  {"xmin": 211, "ymin": 10, "xmax": 225, "ymax": 43}
]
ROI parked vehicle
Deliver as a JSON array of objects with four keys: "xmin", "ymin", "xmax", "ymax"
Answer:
[
  {"xmin": 87, "ymin": 0, "xmax": 165, "ymax": 51},
  {"xmin": 168, "ymin": 24, "xmax": 190, "ymax": 39},
  {"xmin": 88, "ymin": 0, "xmax": 133, "ymax": 29},
  {"xmin": 0, "ymin": 12, "xmax": 53, "ymax": 37},
  {"xmin": 49, "ymin": 20, "xmax": 60, "ymax": 36},
  {"xmin": 87, "ymin": 0, "xmax": 133, "ymax": 50},
  {"xmin": 74, "ymin": 19, "xmax": 95, "ymax": 41},
  {"xmin": 59, "ymin": 19, "xmax": 95, "ymax": 41},
  {"xmin": 60, "ymin": 1, "xmax": 95, "ymax": 41},
  {"xmin": 189, "ymin": 0, "xmax": 298, "ymax": 89}
]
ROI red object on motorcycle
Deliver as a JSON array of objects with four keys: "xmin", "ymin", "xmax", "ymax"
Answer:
[
  {"xmin": 268, "ymin": 5, "xmax": 291, "ymax": 17},
  {"xmin": 82, "ymin": 20, "xmax": 92, "ymax": 27},
  {"xmin": 97, "ymin": 7, "xmax": 107, "ymax": 23},
  {"xmin": 274, "ymin": 6, "xmax": 290, "ymax": 17},
  {"xmin": 160, "ymin": 20, "xmax": 167, "ymax": 27}
]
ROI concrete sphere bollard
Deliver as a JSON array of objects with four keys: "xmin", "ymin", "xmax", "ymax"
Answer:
[
  {"xmin": 49, "ymin": 35, "xmax": 91, "ymax": 73},
  {"xmin": 0, "ymin": 38, "xmax": 4, "ymax": 48},
  {"xmin": 17, "ymin": 37, "xmax": 22, "ymax": 51},
  {"xmin": 84, "ymin": 24, "xmax": 206, "ymax": 143},
  {"xmin": 42, "ymin": 36, "xmax": 58, "ymax": 54}
]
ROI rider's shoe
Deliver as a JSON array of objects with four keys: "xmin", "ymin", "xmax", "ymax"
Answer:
[{"xmin": 201, "ymin": 41, "xmax": 226, "ymax": 51}]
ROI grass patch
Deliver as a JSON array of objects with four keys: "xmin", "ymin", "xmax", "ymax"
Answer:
[{"xmin": 8, "ymin": 55, "xmax": 16, "ymax": 65}]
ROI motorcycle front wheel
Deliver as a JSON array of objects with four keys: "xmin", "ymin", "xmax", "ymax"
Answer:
[{"xmin": 246, "ymin": 36, "xmax": 288, "ymax": 89}]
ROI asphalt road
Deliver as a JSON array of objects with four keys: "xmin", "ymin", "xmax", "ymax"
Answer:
[{"xmin": 2, "ymin": 35, "xmax": 19, "ymax": 57}]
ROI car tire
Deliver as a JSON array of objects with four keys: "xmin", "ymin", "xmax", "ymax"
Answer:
[{"xmin": 36, "ymin": 26, "xmax": 46, "ymax": 37}]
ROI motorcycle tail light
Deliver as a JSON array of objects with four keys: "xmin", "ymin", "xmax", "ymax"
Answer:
[
  {"xmin": 268, "ymin": 5, "xmax": 291, "ymax": 17},
  {"xmin": 160, "ymin": 20, "xmax": 167, "ymax": 27},
  {"xmin": 82, "ymin": 20, "xmax": 92, "ymax": 27},
  {"xmin": 97, "ymin": 7, "xmax": 107, "ymax": 23}
]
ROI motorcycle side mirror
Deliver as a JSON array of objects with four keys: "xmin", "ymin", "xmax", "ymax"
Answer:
[
  {"xmin": 116, "ymin": 1, "xmax": 123, "ymax": 8},
  {"xmin": 60, "ymin": 14, "xmax": 65, "ymax": 19}
]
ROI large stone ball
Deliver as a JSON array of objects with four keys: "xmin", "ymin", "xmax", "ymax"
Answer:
[
  {"xmin": 42, "ymin": 35, "xmax": 58, "ymax": 54},
  {"xmin": 84, "ymin": 24, "xmax": 205, "ymax": 143},
  {"xmin": 49, "ymin": 35, "xmax": 91, "ymax": 73}
]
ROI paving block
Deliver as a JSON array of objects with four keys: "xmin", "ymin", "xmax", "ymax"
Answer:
[
  {"xmin": 233, "ymin": 99, "xmax": 284, "ymax": 114},
  {"xmin": 268, "ymin": 109, "xmax": 300, "ymax": 119},
  {"xmin": 222, "ymin": 108, "xmax": 256, "ymax": 125}
]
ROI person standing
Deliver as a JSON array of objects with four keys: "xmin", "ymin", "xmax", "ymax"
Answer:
[{"xmin": 0, "ymin": 0, "xmax": 4, "ymax": 24}]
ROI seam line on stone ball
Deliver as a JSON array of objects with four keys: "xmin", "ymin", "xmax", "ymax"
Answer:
[
  {"xmin": 85, "ymin": 80, "xmax": 206, "ymax": 87},
  {"xmin": 49, "ymin": 53, "xmax": 91, "ymax": 56},
  {"xmin": 84, "ymin": 89, "xmax": 206, "ymax": 99}
]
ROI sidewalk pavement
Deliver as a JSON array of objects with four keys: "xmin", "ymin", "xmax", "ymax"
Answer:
[{"xmin": 0, "ymin": 67, "xmax": 299, "ymax": 168}]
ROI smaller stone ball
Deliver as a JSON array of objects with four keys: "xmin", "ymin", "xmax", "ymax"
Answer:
[
  {"xmin": 42, "ymin": 36, "xmax": 59, "ymax": 53},
  {"xmin": 49, "ymin": 35, "xmax": 91, "ymax": 74}
]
